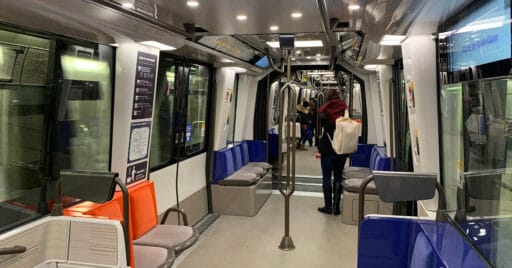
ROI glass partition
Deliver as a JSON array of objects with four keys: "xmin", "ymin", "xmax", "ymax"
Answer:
[{"xmin": 441, "ymin": 78, "xmax": 512, "ymax": 266}]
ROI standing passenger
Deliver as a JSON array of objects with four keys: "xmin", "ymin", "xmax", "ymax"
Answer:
[{"xmin": 317, "ymin": 89, "xmax": 348, "ymax": 215}]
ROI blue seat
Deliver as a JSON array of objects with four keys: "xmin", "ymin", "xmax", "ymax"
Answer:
[
  {"xmin": 246, "ymin": 140, "xmax": 266, "ymax": 162},
  {"xmin": 358, "ymin": 216, "xmax": 489, "ymax": 268},
  {"xmin": 212, "ymin": 148, "xmax": 235, "ymax": 184},
  {"xmin": 241, "ymin": 141, "xmax": 271, "ymax": 170}
]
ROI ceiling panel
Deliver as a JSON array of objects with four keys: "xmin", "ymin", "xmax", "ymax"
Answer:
[{"xmin": 155, "ymin": 0, "xmax": 325, "ymax": 35}]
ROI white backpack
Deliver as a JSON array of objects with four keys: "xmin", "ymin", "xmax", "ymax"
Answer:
[{"xmin": 326, "ymin": 111, "xmax": 361, "ymax": 154}]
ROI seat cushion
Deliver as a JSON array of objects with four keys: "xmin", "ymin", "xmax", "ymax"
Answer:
[
  {"xmin": 218, "ymin": 172, "xmax": 259, "ymax": 186},
  {"xmin": 237, "ymin": 166, "xmax": 266, "ymax": 176},
  {"xmin": 133, "ymin": 245, "xmax": 175, "ymax": 268},
  {"xmin": 247, "ymin": 162, "xmax": 272, "ymax": 170},
  {"xmin": 343, "ymin": 169, "xmax": 372, "ymax": 179},
  {"xmin": 134, "ymin": 225, "xmax": 199, "ymax": 253},
  {"xmin": 342, "ymin": 178, "xmax": 378, "ymax": 194}
]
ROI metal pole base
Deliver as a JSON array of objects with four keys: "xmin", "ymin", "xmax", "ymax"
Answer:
[{"xmin": 279, "ymin": 236, "xmax": 295, "ymax": 251}]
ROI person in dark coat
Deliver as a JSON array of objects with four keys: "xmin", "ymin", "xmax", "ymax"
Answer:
[{"xmin": 317, "ymin": 89, "xmax": 349, "ymax": 215}]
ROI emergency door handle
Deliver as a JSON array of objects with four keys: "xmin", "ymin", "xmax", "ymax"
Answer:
[{"xmin": 0, "ymin": 245, "xmax": 26, "ymax": 255}]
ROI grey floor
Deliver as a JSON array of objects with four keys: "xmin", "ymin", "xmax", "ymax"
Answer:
[
  {"xmin": 176, "ymin": 194, "xmax": 358, "ymax": 268},
  {"xmin": 294, "ymin": 145, "xmax": 322, "ymax": 177}
]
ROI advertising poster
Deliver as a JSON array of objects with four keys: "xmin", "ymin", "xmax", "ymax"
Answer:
[
  {"xmin": 126, "ymin": 161, "xmax": 148, "ymax": 185},
  {"xmin": 128, "ymin": 121, "xmax": 151, "ymax": 163},
  {"xmin": 132, "ymin": 51, "xmax": 157, "ymax": 119}
]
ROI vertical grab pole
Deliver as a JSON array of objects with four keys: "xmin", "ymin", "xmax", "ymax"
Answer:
[{"xmin": 278, "ymin": 51, "xmax": 296, "ymax": 251}]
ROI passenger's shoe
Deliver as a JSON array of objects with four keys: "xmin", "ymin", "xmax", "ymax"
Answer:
[
  {"xmin": 317, "ymin": 206, "xmax": 332, "ymax": 214},
  {"xmin": 299, "ymin": 144, "xmax": 308, "ymax": 151}
]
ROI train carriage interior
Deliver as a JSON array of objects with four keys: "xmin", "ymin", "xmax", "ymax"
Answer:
[{"xmin": 1, "ymin": 0, "xmax": 512, "ymax": 267}]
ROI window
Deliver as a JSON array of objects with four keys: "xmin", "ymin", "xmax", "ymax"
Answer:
[
  {"xmin": 51, "ymin": 41, "xmax": 114, "ymax": 175},
  {"xmin": 0, "ymin": 30, "xmax": 50, "ymax": 231},
  {"xmin": 150, "ymin": 56, "xmax": 211, "ymax": 170},
  {"xmin": 0, "ymin": 27, "xmax": 114, "ymax": 233},
  {"xmin": 150, "ymin": 62, "xmax": 176, "ymax": 168},
  {"xmin": 186, "ymin": 65, "xmax": 209, "ymax": 154}
]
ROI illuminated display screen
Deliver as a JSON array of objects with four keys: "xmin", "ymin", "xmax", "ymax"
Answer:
[
  {"xmin": 254, "ymin": 56, "xmax": 269, "ymax": 69},
  {"xmin": 446, "ymin": 0, "xmax": 511, "ymax": 71}
]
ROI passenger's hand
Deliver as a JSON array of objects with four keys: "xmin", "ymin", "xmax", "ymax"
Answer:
[{"xmin": 315, "ymin": 150, "xmax": 320, "ymax": 159}]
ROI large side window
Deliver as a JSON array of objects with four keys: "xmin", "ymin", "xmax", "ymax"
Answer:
[
  {"xmin": 52, "ymin": 41, "xmax": 114, "ymax": 175},
  {"xmin": 0, "ymin": 27, "xmax": 114, "ymax": 233},
  {"xmin": 0, "ymin": 30, "xmax": 50, "ymax": 231},
  {"xmin": 150, "ymin": 57, "xmax": 211, "ymax": 170}
]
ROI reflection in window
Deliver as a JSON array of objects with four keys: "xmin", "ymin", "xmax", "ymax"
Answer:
[
  {"xmin": 150, "ymin": 64, "xmax": 175, "ymax": 168},
  {"xmin": 0, "ymin": 29, "xmax": 50, "ymax": 232},
  {"xmin": 185, "ymin": 65, "xmax": 209, "ymax": 154},
  {"xmin": 52, "ymin": 45, "xmax": 113, "ymax": 175}
]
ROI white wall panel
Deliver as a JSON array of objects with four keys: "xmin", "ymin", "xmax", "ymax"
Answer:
[
  {"xmin": 176, "ymin": 153, "xmax": 207, "ymax": 200},
  {"xmin": 402, "ymin": 35, "xmax": 440, "ymax": 215},
  {"xmin": 150, "ymin": 165, "xmax": 178, "ymax": 214},
  {"xmin": 111, "ymin": 42, "xmax": 159, "ymax": 183},
  {"xmin": 213, "ymin": 68, "xmax": 236, "ymax": 150},
  {"xmin": 235, "ymin": 74, "xmax": 258, "ymax": 141},
  {"xmin": 377, "ymin": 65, "xmax": 393, "ymax": 154},
  {"xmin": 368, "ymin": 73, "xmax": 385, "ymax": 146}
]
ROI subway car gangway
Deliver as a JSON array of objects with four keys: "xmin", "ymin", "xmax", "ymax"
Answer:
[{"xmin": 1, "ymin": 0, "xmax": 512, "ymax": 267}]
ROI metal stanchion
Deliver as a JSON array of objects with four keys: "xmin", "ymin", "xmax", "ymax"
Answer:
[{"xmin": 277, "ymin": 52, "xmax": 297, "ymax": 251}]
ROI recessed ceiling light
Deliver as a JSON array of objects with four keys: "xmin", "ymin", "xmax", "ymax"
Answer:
[
  {"xmin": 348, "ymin": 4, "xmax": 360, "ymax": 10},
  {"xmin": 292, "ymin": 57, "xmax": 296, "ymax": 60},
  {"xmin": 122, "ymin": 2, "xmax": 134, "ymax": 8},
  {"xmin": 266, "ymin": 40, "xmax": 323, "ymax": 48},
  {"xmin": 364, "ymin": 64, "xmax": 378, "ymax": 71},
  {"xmin": 307, "ymin": 72, "xmax": 334, "ymax": 75},
  {"xmin": 316, "ymin": 58, "xmax": 321, "ymax": 61},
  {"xmin": 237, "ymin": 14, "xmax": 247, "ymax": 21},
  {"xmin": 316, "ymin": 53, "xmax": 321, "ymax": 57},
  {"xmin": 140, "ymin": 41, "xmax": 176, "ymax": 51},
  {"xmin": 307, "ymin": 56, "xmax": 311, "ymax": 59},
  {"xmin": 291, "ymin": 12, "xmax": 302, "ymax": 18},
  {"xmin": 296, "ymin": 50, "xmax": 301, "ymax": 54},
  {"xmin": 186, "ymin": 1, "xmax": 199, "ymax": 7},
  {"xmin": 270, "ymin": 25, "xmax": 279, "ymax": 31},
  {"xmin": 379, "ymin": 35, "xmax": 407, "ymax": 46}
]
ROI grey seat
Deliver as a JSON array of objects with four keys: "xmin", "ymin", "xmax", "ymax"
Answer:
[
  {"xmin": 246, "ymin": 162, "xmax": 272, "ymax": 170},
  {"xmin": 218, "ymin": 172, "xmax": 260, "ymax": 186},
  {"xmin": 342, "ymin": 178, "xmax": 378, "ymax": 194},
  {"xmin": 133, "ymin": 245, "xmax": 175, "ymax": 268},
  {"xmin": 343, "ymin": 168, "xmax": 372, "ymax": 179},
  {"xmin": 236, "ymin": 166, "xmax": 267, "ymax": 176},
  {"xmin": 134, "ymin": 224, "xmax": 199, "ymax": 254}
]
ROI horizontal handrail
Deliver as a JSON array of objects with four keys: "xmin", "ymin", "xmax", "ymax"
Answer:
[{"xmin": 0, "ymin": 245, "xmax": 26, "ymax": 255}]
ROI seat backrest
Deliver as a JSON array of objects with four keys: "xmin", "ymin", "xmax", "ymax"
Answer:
[
  {"xmin": 369, "ymin": 146, "xmax": 379, "ymax": 169},
  {"xmin": 212, "ymin": 148, "xmax": 236, "ymax": 183},
  {"xmin": 232, "ymin": 145, "xmax": 244, "ymax": 170},
  {"xmin": 240, "ymin": 141, "xmax": 250, "ymax": 165},
  {"xmin": 246, "ymin": 140, "xmax": 266, "ymax": 162},
  {"xmin": 409, "ymin": 232, "xmax": 436, "ymax": 268},
  {"xmin": 129, "ymin": 181, "xmax": 159, "ymax": 240}
]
